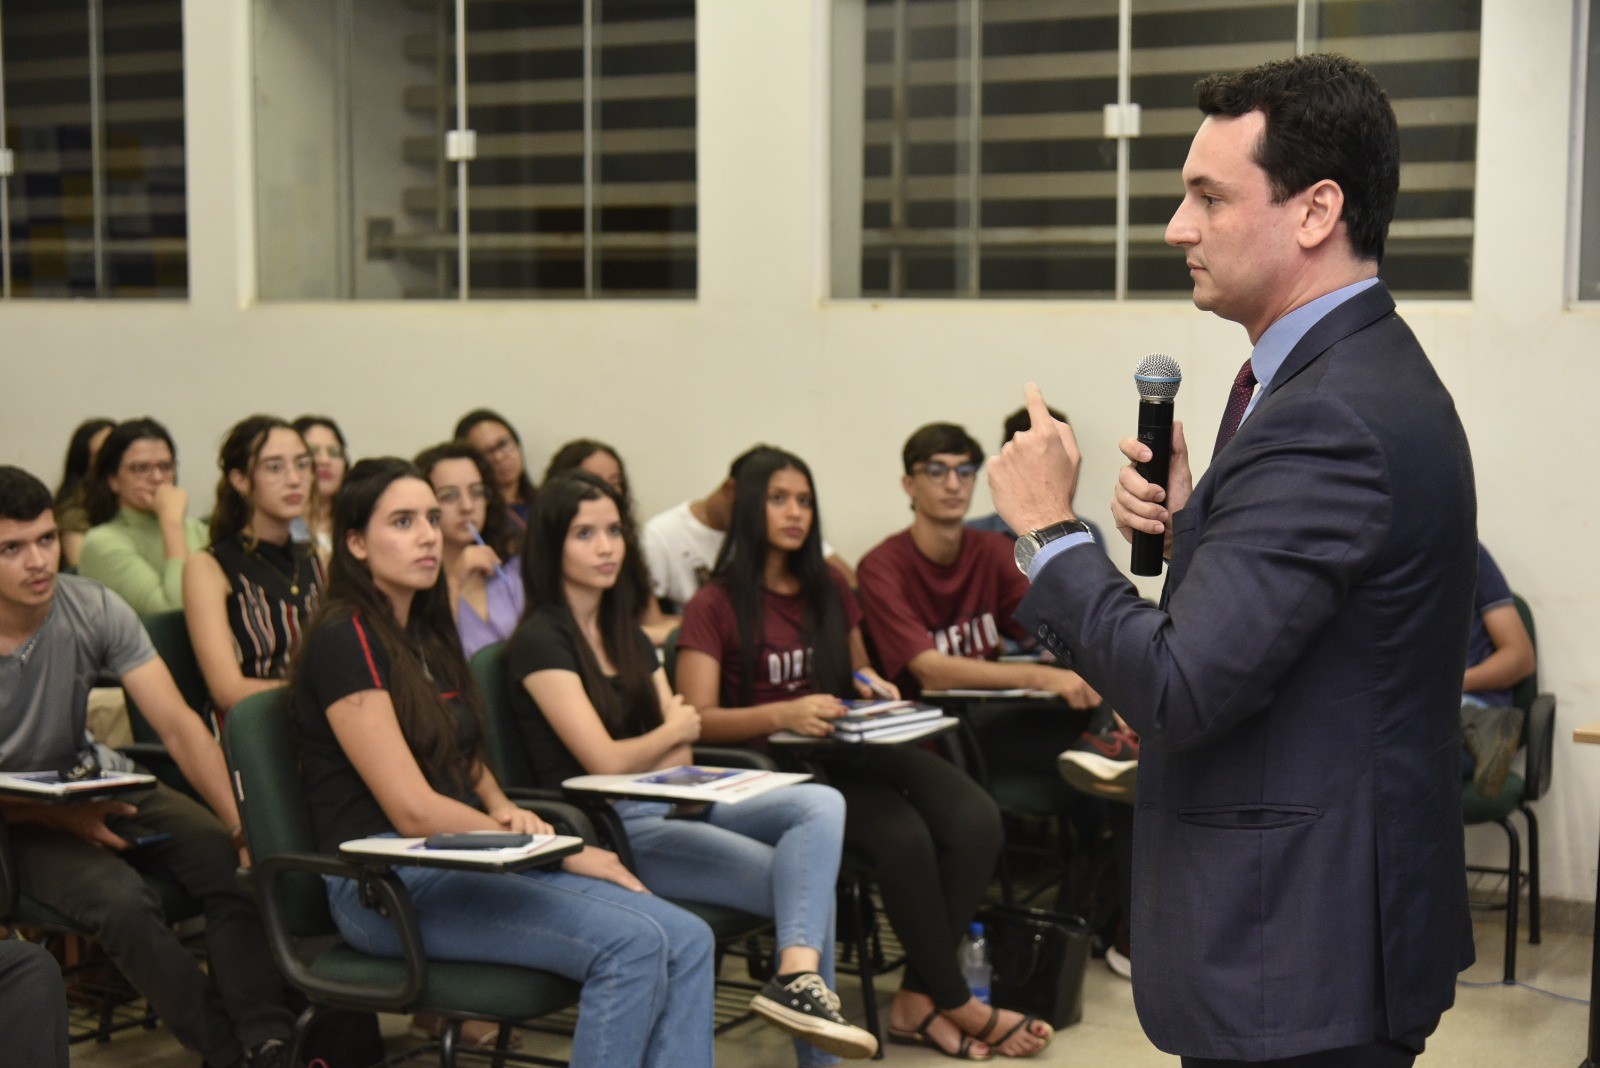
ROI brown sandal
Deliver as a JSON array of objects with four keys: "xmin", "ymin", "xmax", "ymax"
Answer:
[{"xmin": 887, "ymin": 1008, "xmax": 993, "ymax": 1061}]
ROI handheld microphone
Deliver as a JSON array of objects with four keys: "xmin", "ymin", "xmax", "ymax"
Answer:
[{"xmin": 1131, "ymin": 354, "xmax": 1182, "ymax": 576}]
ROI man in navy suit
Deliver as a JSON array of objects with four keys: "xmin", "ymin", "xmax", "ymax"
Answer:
[{"xmin": 989, "ymin": 54, "xmax": 1476, "ymax": 1066}]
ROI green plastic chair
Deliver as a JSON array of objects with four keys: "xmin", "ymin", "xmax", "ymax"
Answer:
[
  {"xmin": 223, "ymin": 688, "xmax": 581, "ymax": 1067},
  {"xmin": 1462, "ymin": 593, "xmax": 1556, "ymax": 984}
]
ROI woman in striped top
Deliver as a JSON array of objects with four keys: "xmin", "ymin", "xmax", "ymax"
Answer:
[{"xmin": 184, "ymin": 416, "xmax": 325, "ymax": 724}]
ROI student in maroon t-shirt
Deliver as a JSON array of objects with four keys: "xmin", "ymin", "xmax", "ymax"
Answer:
[
  {"xmin": 678, "ymin": 448, "xmax": 1053, "ymax": 1060},
  {"xmin": 856, "ymin": 422, "xmax": 1098, "ymax": 706}
]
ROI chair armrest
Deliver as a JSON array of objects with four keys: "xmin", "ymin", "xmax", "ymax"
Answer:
[
  {"xmin": 251, "ymin": 852, "xmax": 427, "ymax": 1010},
  {"xmin": 693, "ymin": 746, "xmax": 779, "ymax": 772},
  {"xmin": 504, "ymin": 786, "xmax": 636, "ymax": 868},
  {"xmin": 512, "ymin": 798, "xmax": 600, "ymax": 845}
]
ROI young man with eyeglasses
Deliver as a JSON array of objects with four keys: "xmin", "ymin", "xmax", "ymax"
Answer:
[
  {"xmin": 856, "ymin": 422, "xmax": 1099, "ymax": 707},
  {"xmin": 0, "ymin": 465, "xmax": 294, "ymax": 1068}
]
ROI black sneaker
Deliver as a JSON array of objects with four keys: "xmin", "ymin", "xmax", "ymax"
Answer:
[{"xmin": 750, "ymin": 972, "xmax": 879, "ymax": 1059}]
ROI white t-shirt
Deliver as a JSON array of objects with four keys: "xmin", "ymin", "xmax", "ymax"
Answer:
[{"xmin": 641, "ymin": 501, "xmax": 834, "ymax": 609}]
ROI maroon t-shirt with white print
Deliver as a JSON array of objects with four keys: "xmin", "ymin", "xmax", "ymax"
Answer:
[
  {"xmin": 678, "ymin": 568, "xmax": 862, "ymax": 706},
  {"xmin": 855, "ymin": 528, "xmax": 1029, "ymax": 695}
]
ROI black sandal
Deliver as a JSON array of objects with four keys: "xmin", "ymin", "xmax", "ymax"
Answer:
[
  {"xmin": 887, "ymin": 1008, "xmax": 992, "ymax": 1061},
  {"xmin": 976, "ymin": 1006, "xmax": 1054, "ymax": 1058}
]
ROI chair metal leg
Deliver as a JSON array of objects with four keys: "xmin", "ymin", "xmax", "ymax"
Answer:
[
  {"xmin": 1522, "ymin": 802, "xmax": 1541, "ymax": 945},
  {"xmin": 440, "ymin": 1018, "xmax": 459, "ymax": 1068},
  {"xmin": 1497, "ymin": 816, "xmax": 1521, "ymax": 984}
]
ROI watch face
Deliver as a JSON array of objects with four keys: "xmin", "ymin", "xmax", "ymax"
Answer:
[{"xmin": 1014, "ymin": 533, "xmax": 1037, "ymax": 575}]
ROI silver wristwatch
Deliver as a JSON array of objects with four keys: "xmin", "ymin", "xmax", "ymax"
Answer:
[{"xmin": 1014, "ymin": 519, "xmax": 1092, "ymax": 575}]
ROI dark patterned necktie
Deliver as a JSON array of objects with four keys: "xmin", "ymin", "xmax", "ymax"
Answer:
[{"xmin": 1213, "ymin": 358, "xmax": 1258, "ymax": 456}]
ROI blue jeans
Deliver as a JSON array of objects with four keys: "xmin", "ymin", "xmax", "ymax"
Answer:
[
  {"xmin": 618, "ymin": 782, "xmax": 846, "ymax": 1068},
  {"xmin": 326, "ymin": 859, "xmax": 714, "ymax": 1068}
]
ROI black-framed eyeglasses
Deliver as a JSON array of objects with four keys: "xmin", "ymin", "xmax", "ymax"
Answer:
[{"xmin": 916, "ymin": 461, "xmax": 978, "ymax": 482}]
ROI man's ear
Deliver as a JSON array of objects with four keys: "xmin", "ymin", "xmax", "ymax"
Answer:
[
  {"xmin": 1297, "ymin": 178, "xmax": 1345, "ymax": 250},
  {"xmin": 901, "ymin": 473, "xmax": 917, "ymax": 511}
]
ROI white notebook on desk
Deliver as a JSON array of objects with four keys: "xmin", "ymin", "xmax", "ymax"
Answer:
[
  {"xmin": 562, "ymin": 766, "xmax": 811, "ymax": 804},
  {"xmin": 340, "ymin": 832, "xmax": 583, "ymax": 869},
  {"xmin": 0, "ymin": 770, "xmax": 156, "ymax": 798}
]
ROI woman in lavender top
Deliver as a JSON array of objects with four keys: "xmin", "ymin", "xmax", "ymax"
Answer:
[{"xmin": 416, "ymin": 442, "xmax": 524, "ymax": 659}]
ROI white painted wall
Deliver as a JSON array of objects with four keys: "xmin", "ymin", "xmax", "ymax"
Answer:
[{"xmin": 3, "ymin": 0, "xmax": 1597, "ymax": 902}]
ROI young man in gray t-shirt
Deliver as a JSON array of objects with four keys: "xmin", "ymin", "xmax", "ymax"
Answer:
[{"xmin": 0, "ymin": 466, "xmax": 292, "ymax": 1067}]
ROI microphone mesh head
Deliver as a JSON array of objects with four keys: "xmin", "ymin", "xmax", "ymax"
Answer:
[{"xmin": 1134, "ymin": 353, "xmax": 1182, "ymax": 401}]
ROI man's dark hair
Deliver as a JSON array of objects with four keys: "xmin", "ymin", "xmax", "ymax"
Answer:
[
  {"xmin": 0, "ymin": 466, "xmax": 53, "ymax": 523},
  {"xmin": 1002, "ymin": 405, "xmax": 1066, "ymax": 446},
  {"xmin": 1195, "ymin": 52, "xmax": 1399, "ymax": 263},
  {"xmin": 902, "ymin": 423, "xmax": 984, "ymax": 475}
]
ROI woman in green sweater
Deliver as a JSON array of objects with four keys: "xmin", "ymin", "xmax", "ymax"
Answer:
[{"xmin": 79, "ymin": 418, "xmax": 209, "ymax": 615}]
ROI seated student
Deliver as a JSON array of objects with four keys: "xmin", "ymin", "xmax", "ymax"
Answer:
[
  {"xmin": 416, "ymin": 441, "xmax": 525, "ymax": 660},
  {"xmin": 184, "ymin": 417, "xmax": 325, "ymax": 724},
  {"xmin": 51, "ymin": 417, "xmax": 115, "ymax": 569},
  {"xmin": 292, "ymin": 458, "xmax": 714, "ymax": 1068},
  {"xmin": 676, "ymin": 448, "xmax": 1050, "ymax": 1061},
  {"xmin": 0, "ymin": 466, "xmax": 294, "ymax": 1068},
  {"xmin": 506, "ymin": 472, "xmax": 877, "ymax": 1063},
  {"xmin": 291, "ymin": 415, "xmax": 349, "ymax": 563},
  {"xmin": 544, "ymin": 439, "xmax": 676, "ymax": 645},
  {"xmin": 641, "ymin": 446, "xmax": 857, "ymax": 615},
  {"xmin": 856, "ymin": 422, "xmax": 1099, "ymax": 706},
  {"xmin": 79, "ymin": 418, "xmax": 209, "ymax": 615},
  {"xmin": 968, "ymin": 406, "xmax": 1103, "ymax": 545},
  {"xmin": 1461, "ymin": 542, "xmax": 1537, "ymax": 796},
  {"xmin": 455, "ymin": 409, "xmax": 536, "ymax": 531}
]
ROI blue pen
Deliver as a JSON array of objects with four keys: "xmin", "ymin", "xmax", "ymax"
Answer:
[
  {"xmin": 853, "ymin": 671, "xmax": 894, "ymax": 698},
  {"xmin": 467, "ymin": 522, "xmax": 508, "ymax": 583}
]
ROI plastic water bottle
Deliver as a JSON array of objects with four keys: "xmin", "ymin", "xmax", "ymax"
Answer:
[{"xmin": 959, "ymin": 921, "xmax": 992, "ymax": 1004}]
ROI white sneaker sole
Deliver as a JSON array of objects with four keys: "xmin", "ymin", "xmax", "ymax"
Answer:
[
  {"xmin": 1058, "ymin": 751, "xmax": 1137, "ymax": 799},
  {"xmin": 750, "ymin": 994, "xmax": 880, "ymax": 1059}
]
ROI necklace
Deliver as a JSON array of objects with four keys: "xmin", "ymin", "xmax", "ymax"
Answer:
[{"xmin": 251, "ymin": 538, "xmax": 307, "ymax": 597}]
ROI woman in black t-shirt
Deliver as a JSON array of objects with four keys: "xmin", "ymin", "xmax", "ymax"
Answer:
[
  {"xmin": 185, "ymin": 416, "xmax": 324, "ymax": 725},
  {"xmin": 677, "ymin": 448, "xmax": 1051, "ymax": 1061},
  {"xmin": 291, "ymin": 458, "xmax": 713, "ymax": 1068},
  {"xmin": 506, "ymin": 472, "xmax": 877, "ymax": 1064}
]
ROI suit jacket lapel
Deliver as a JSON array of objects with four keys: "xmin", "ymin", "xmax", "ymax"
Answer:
[{"xmin": 1265, "ymin": 280, "xmax": 1397, "ymax": 399}]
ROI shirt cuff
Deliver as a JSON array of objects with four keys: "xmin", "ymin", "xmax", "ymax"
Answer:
[{"xmin": 1027, "ymin": 531, "xmax": 1095, "ymax": 582}]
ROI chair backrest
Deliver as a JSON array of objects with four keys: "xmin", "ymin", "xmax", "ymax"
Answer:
[
  {"xmin": 1523, "ymin": 693, "xmax": 1556, "ymax": 803},
  {"xmin": 1511, "ymin": 594, "xmax": 1539, "ymax": 716},
  {"xmin": 128, "ymin": 610, "xmax": 211, "ymax": 741},
  {"xmin": 469, "ymin": 642, "xmax": 539, "ymax": 791},
  {"xmin": 223, "ymin": 688, "xmax": 336, "ymax": 938}
]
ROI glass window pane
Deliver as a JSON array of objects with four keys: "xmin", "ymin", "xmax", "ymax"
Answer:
[
  {"xmin": 1309, "ymin": 0, "xmax": 1478, "ymax": 298},
  {"xmin": 837, "ymin": 0, "xmax": 1120, "ymax": 299},
  {"xmin": 1579, "ymin": 3, "xmax": 1600, "ymax": 301},
  {"xmin": 2, "ymin": 0, "xmax": 186, "ymax": 299},
  {"xmin": 255, "ymin": 0, "xmax": 695, "ymax": 301},
  {"xmin": 1128, "ymin": 0, "xmax": 1298, "ymax": 299}
]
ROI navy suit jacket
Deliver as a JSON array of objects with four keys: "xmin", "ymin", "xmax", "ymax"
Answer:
[{"xmin": 1020, "ymin": 282, "xmax": 1476, "ymax": 1060}]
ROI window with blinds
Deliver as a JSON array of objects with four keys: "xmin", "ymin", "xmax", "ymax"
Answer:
[
  {"xmin": 1575, "ymin": 0, "xmax": 1600, "ymax": 303},
  {"xmin": 0, "ymin": 0, "xmax": 187, "ymax": 298},
  {"xmin": 254, "ymin": 0, "xmax": 695, "ymax": 301},
  {"xmin": 832, "ymin": 0, "xmax": 1478, "ymax": 300}
]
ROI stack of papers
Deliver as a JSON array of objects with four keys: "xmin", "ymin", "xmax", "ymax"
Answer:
[{"xmin": 833, "ymin": 700, "xmax": 945, "ymax": 741}]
